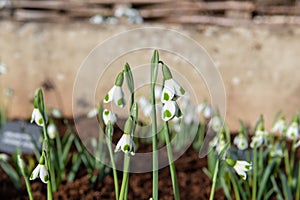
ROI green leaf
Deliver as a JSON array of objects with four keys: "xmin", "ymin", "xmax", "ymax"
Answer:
[
  {"xmin": 270, "ymin": 175, "xmax": 284, "ymax": 200},
  {"xmin": 0, "ymin": 161, "xmax": 21, "ymax": 189},
  {"xmin": 257, "ymin": 159, "xmax": 276, "ymax": 200},
  {"xmin": 279, "ymin": 171, "xmax": 292, "ymax": 200}
]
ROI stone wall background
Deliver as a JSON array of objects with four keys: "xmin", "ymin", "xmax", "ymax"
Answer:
[{"xmin": 0, "ymin": 21, "xmax": 299, "ymax": 131}]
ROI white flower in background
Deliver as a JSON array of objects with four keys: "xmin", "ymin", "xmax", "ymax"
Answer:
[
  {"xmin": 30, "ymin": 108, "xmax": 44, "ymax": 126},
  {"xmin": 270, "ymin": 144, "xmax": 283, "ymax": 157},
  {"xmin": 226, "ymin": 159, "xmax": 252, "ymax": 180},
  {"xmin": 104, "ymin": 85, "xmax": 126, "ymax": 107},
  {"xmin": 115, "ymin": 134, "xmax": 135, "ymax": 155},
  {"xmin": 197, "ymin": 103, "xmax": 213, "ymax": 119},
  {"xmin": 30, "ymin": 163, "xmax": 49, "ymax": 184},
  {"xmin": 102, "ymin": 109, "xmax": 117, "ymax": 125},
  {"xmin": 51, "ymin": 108, "xmax": 62, "ymax": 118},
  {"xmin": 208, "ymin": 116, "xmax": 223, "ymax": 132},
  {"xmin": 87, "ymin": 108, "xmax": 98, "ymax": 118},
  {"xmin": 271, "ymin": 118, "xmax": 286, "ymax": 134},
  {"xmin": 233, "ymin": 134, "xmax": 248, "ymax": 150},
  {"xmin": 161, "ymin": 79, "xmax": 185, "ymax": 103},
  {"xmin": 250, "ymin": 129, "xmax": 268, "ymax": 148},
  {"xmin": 47, "ymin": 123, "xmax": 57, "ymax": 139},
  {"xmin": 0, "ymin": 153, "xmax": 9, "ymax": 162},
  {"xmin": 138, "ymin": 97, "xmax": 152, "ymax": 117},
  {"xmin": 161, "ymin": 100, "xmax": 182, "ymax": 121},
  {"xmin": 286, "ymin": 121, "xmax": 299, "ymax": 141},
  {"xmin": 216, "ymin": 138, "xmax": 227, "ymax": 156},
  {"xmin": 0, "ymin": 62, "xmax": 7, "ymax": 74}
]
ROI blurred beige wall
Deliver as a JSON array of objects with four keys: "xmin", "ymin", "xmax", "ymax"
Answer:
[{"xmin": 0, "ymin": 21, "xmax": 299, "ymax": 131}]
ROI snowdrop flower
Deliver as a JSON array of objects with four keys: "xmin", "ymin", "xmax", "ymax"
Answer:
[
  {"xmin": 209, "ymin": 136, "xmax": 218, "ymax": 148},
  {"xmin": 233, "ymin": 134, "xmax": 248, "ymax": 150},
  {"xmin": 138, "ymin": 97, "xmax": 152, "ymax": 117},
  {"xmin": 30, "ymin": 108, "xmax": 44, "ymax": 126},
  {"xmin": 270, "ymin": 144, "xmax": 283, "ymax": 158},
  {"xmin": 271, "ymin": 118, "xmax": 286, "ymax": 134},
  {"xmin": 208, "ymin": 116, "xmax": 223, "ymax": 132},
  {"xmin": 216, "ymin": 138, "xmax": 227, "ymax": 156},
  {"xmin": 0, "ymin": 62, "xmax": 7, "ymax": 74},
  {"xmin": 226, "ymin": 158, "xmax": 252, "ymax": 180},
  {"xmin": 87, "ymin": 108, "xmax": 98, "ymax": 118},
  {"xmin": 115, "ymin": 117, "xmax": 135, "ymax": 155},
  {"xmin": 30, "ymin": 156, "xmax": 49, "ymax": 184},
  {"xmin": 162, "ymin": 100, "xmax": 182, "ymax": 122},
  {"xmin": 286, "ymin": 121, "xmax": 299, "ymax": 141},
  {"xmin": 250, "ymin": 129, "xmax": 268, "ymax": 148},
  {"xmin": 17, "ymin": 155, "xmax": 25, "ymax": 169},
  {"xmin": 51, "ymin": 108, "xmax": 62, "ymax": 118},
  {"xmin": 161, "ymin": 64, "xmax": 185, "ymax": 103},
  {"xmin": 47, "ymin": 123, "xmax": 57, "ymax": 139},
  {"xmin": 0, "ymin": 153, "xmax": 9, "ymax": 162},
  {"xmin": 197, "ymin": 103, "xmax": 213, "ymax": 119},
  {"xmin": 115, "ymin": 134, "xmax": 136, "ymax": 155},
  {"xmin": 102, "ymin": 109, "xmax": 117, "ymax": 125},
  {"xmin": 104, "ymin": 72, "xmax": 126, "ymax": 108}
]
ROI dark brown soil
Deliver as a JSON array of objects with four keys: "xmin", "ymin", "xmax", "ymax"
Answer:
[{"xmin": 0, "ymin": 147, "xmax": 224, "ymax": 200}]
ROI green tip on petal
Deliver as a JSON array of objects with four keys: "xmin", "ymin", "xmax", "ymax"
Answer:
[
  {"xmin": 164, "ymin": 110, "xmax": 172, "ymax": 118},
  {"xmin": 38, "ymin": 118, "xmax": 43, "ymax": 125},
  {"xmin": 117, "ymin": 99, "xmax": 124, "ymax": 106},
  {"xmin": 123, "ymin": 144, "xmax": 130, "ymax": 152},
  {"xmin": 179, "ymin": 87, "xmax": 185, "ymax": 95},
  {"xmin": 104, "ymin": 94, "xmax": 109, "ymax": 101},
  {"xmin": 44, "ymin": 175, "xmax": 49, "ymax": 182},
  {"xmin": 163, "ymin": 93, "xmax": 170, "ymax": 101},
  {"xmin": 104, "ymin": 110, "xmax": 109, "ymax": 115},
  {"xmin": 30, "ymin": 173, "xmax": 34, "ymax": 179}
]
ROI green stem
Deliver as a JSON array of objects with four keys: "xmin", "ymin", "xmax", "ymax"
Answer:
[
  {"xmin": 228, "ymin": 171, "xmax": 241, "ymax": 200},
  {"xmin": 151, "ymin": 90, "xmax": 158, "ymax": 200},
  {"xmin": 19, "ymin": 160, "xmax": 34, "ymax": 200},
  {"xmin": 290, "ymin": 140, "xmax": 296, "ymax": 170},
  {"xmin": 296, "ymin": 161, "xmax": 300, "ymax": 200},
  {"xmin": 284, "ymin": 149, "xmax": 292, "ymax": 187},
  {"xmin": 42, "ymin": 124, "xmax": 53, "ymax": 199},
  {"xmin": 252, "ymin": 148, "xmax": 257, "ymax": 200},
  {"xmin": 119, "ymin": 154, "xmax": 130, "ymax": 200},
  {"xmin": 164, "ymin": 122, "xmax": 180, "ymax": 200},
  {"xmin": 106, "ymin": 134, "xmax": 119, "ymax": 200},
  {"xmin": 209, "ymin": 158, "xmax": 220, "ymax": 200}
]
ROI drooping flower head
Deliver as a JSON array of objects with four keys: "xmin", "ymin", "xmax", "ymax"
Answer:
[
  {"xmin": 47, "ymin": 122, "xmax": 58, "ymax": 139},
  {"xmin": 30, "ymin": 155, "xmax": 49, "ymax": 184},
  {"xmin": 250, "ymin": 116, "xmax": 268, "ymax": 148},
  {"xmin": 286, "ymin": 117, "xmax": 299, "ymax": 141},
  {"xmin": 31, "ymin": 89, "xmax": 47, "ymax": 127},
  {"xmin": 226, "ymin": 158, "xmax": 252, "ymax": 180},
  {"xmin": 115, "ymin": 117, "xmax": 135, "ymax": 155},
  {"xmin": 233, "ymin": 133, "xmax": 248, "ymax": 151},
  {"xmin": 271, "ymin": 117, "xmax": 286, "ymax": 135},
  {"xmin": 161, "ymin": 64, "xmax": 185, "ymax": 104},
  {"xmin": 102, "ymin": 109, "xmax": 117, "ymax": 125},
  {"xmin": 104, "ymin": 71, "xmax": 126, "ymax": 107}
]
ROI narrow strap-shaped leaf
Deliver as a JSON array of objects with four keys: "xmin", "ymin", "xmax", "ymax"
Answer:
[
  {"xmin": 279, "ymin": 170, "xmax": 293, "ymax": 200},
  {"xmin": 270, "ymin": 175, "xmax": 284, "ymax": 200},
  {"xmin": 257, "ymin": 159, "xmax": 276, "ymax": 200}
]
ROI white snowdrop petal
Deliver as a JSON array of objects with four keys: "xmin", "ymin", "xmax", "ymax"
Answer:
[
  {"xmin": 104, "ymin": 86, "xmax": 116, "ymax": 103},
  {"xmin": 30, "ymin": 165, "xmax": 40, "ymax": 180},
  {"xmin": 161, "ymin": 87, "xmax": 174, "ymax": 103},
  {"xmin": 171, "ymin": 79, "xmax": 185, "ymax": 96},
  {"xmin": 162, "ymin": 101, "xmax": 176, "ymax": 121},
  {"xmin": 39, "ymin": 165, "xmax": 49, "ymax": 184},
  {"xmin": 113, "ymin": 86, "xmax": 125, "ymax": 107}
]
